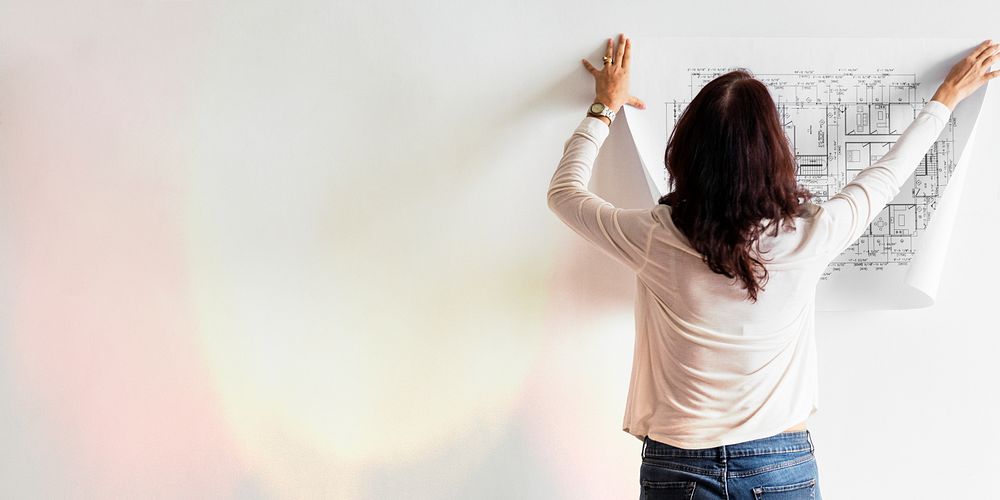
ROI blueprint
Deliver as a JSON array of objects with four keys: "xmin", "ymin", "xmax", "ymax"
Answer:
[{"xmin": 623, "ymin": 38, "xmax": 990, "ymax": 310}]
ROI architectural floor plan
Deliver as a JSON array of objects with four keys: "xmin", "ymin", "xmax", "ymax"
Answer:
[
  {"xmin": 624, "ymin": 38, "xmax": 988, "ymax": 310},
  {"xmin": 669, "ymin": 70, "xmax": 956, "ymax": 275}
]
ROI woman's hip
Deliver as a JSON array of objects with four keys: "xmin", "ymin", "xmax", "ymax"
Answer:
[{"xmin": 639, "ymin": 430, "xmax": 822, "ymax": 500}]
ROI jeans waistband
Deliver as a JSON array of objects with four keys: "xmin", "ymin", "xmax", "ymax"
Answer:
[{"xmin": 642, "ymin": 430, "xmax": 814, "ymax": 459}]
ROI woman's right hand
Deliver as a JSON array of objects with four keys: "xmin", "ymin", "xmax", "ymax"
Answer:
[{"xmin": 932, "ymin": 39, "xmax": 1000, "ymax": 110}]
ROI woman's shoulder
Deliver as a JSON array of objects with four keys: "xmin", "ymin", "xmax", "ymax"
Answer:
[
  {"xmin": 795, "ymin": 201, "xmax": 822, "ymax": 219},
  {"xmin": 650, "ymin": 203, "xmax": 682, "ymax": 231},
  {"xmin": 648, "ymin": 203, "xmax": 695, "ymax": 248}
]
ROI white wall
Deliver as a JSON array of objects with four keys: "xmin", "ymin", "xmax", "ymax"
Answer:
[{"xmin": 0, "ymin": 1, "xmax": 997, "ymax": 499}]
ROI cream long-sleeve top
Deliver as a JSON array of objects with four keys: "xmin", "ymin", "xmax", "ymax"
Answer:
[{"xmin": 546, "ymin": 100, "xmax": 953, "ymax": 449}]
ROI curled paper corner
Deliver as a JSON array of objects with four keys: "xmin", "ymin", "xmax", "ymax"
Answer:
[
  {"xmin": 620, "ymin": 106, "xmax": 664, "ymax": 205},
  {"xmin": 902, "ymin": 98, "xmax": 983, "ymax": 306}
]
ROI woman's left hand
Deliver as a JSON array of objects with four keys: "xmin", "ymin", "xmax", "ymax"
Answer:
[{"xmin": 581, "ymin": 34, "xmax": 646, "ymax": 113}]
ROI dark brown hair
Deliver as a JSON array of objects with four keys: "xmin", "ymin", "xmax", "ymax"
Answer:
[{"xmin": 658, "ymin": 70, "xmax": 812, "ymax": 302}]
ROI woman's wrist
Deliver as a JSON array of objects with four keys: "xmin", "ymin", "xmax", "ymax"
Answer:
[
  {"xmin": 931, "ymin": 84, "xmax": 959, "ymax": 111},
  {"xmin": 595, "ymin": 94, "xmax": 625, "ymax": 110},
  {"xmin": 590, "ymin": 95, "xmax": 620, "ymax": 126}
]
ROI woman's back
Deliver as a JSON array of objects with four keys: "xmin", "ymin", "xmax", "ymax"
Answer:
[
  {"xmin": 625, "ymin": 202, "xmax": 826, "ymax": 449},
  {"xmin": 548, "ymin": 97, "xmax": 953, "ymax": 448},
  {"xmin": 641, "ymin": 202, "xmax": 825, "ymax": 336}
]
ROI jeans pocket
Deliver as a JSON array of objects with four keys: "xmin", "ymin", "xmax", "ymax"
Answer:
[
  {"xmin": 639, "ymin": 479, "xmax": 697, "ymax": 500},
  {"xmin": 751, "ymin": 477, "xmax": 816, "ymax": 499}
]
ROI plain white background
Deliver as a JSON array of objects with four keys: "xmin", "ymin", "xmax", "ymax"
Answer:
[{"xmin": 1, "ymin": 1, "xmax": 998, "ymax": 499}]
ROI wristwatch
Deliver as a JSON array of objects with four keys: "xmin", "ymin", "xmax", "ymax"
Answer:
[{"xmin": 588, "ymin": 101, "xmax": 616, "ymax": 122}]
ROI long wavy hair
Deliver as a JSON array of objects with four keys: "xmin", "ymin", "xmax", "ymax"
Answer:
[{"xmin": 658, "ymin": 69, "xmax": 812, "ymax": 302}]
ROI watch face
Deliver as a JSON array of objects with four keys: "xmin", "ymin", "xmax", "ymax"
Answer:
[{"xmin": 590, "ymin": 103, "xmax": 604, "ymax": 113}]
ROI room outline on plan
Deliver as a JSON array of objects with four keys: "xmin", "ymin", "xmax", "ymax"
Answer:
[{"xmin": 665, "ymin": 68, "xmax": 957, "ymax": 279}]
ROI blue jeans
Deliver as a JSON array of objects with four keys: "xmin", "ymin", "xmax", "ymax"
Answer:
[{"xmin": 639, "ymin": 430, "xmax": 822, "ymax": 500}]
